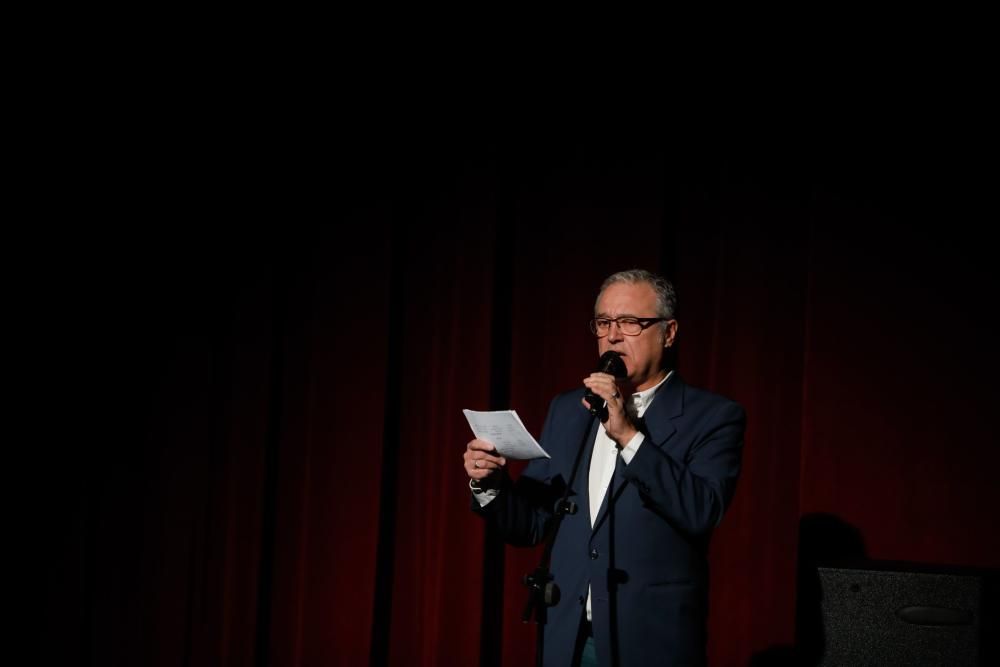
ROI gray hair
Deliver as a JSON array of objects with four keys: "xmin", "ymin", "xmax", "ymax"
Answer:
[{"xmin": 595, "ymin": 269, "xmax": 677, "ymax": 320}]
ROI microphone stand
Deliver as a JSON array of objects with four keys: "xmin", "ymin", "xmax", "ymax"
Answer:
[{"xmin": 522, "ymin": 405, "xmax": 602, "ymax": 667}]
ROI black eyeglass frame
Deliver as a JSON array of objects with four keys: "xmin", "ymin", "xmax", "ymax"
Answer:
[{"xmin": 589, "ymin": 316, "xmax": 669, "ymax": 337}]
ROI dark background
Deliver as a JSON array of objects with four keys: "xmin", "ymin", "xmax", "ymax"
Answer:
[{"xmin": 33, "ymin": 110, "xmax": 999, "ymax": 666}]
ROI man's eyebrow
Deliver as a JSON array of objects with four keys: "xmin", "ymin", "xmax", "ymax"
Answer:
[{"xmin": 594, "ymin": 313, "xmax": 641, "ymax": 319}]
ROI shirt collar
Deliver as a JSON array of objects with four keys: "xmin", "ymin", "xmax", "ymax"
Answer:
[{"xmin": 629, "ymin": 370, "xmax": 673, "ymax": 417}]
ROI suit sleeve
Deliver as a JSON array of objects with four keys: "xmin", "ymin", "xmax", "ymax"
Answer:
[
  {"xmin": 471, "ymin": 397, "xmax": 566, "ymax": 547},
  {"xmin": 621, "ymin": 400, "xmax": 745, "ymax": 536}
]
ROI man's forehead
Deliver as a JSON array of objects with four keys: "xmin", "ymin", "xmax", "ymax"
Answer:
[{"xmin": 596, "ymin": 282, "xmax": 657, "ymax": 312}]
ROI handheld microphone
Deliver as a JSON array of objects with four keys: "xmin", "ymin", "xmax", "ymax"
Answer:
[{"xmin": 583, "ymin": 351, "xmax": 627, "ymax": 416}]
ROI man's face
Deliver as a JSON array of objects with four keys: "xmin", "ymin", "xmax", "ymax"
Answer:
[{"xmin": 595, "ymin": 281, "xmax": 677, "ymax": 392}]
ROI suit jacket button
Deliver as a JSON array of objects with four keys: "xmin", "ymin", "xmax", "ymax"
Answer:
[
  {"xmin": 578, "ymin": 595, "xmax": 586, "ymax": 605},
  {"xmin": 589, "ymin": 548, "xmax": 599, "ymax": 560}
]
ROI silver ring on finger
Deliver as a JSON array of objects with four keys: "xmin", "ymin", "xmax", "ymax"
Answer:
[
  {"xmin": 612, "ymin": 392, "xmax": 620, "ymax": 399},
  {"xmin": 474, "ymin": 460, "xmax": 481, "ymax": 468}
]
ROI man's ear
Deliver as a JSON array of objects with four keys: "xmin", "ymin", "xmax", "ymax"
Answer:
[{"xmin": 663, "ymin": 320, "xmax": 678, "ymax": 348}]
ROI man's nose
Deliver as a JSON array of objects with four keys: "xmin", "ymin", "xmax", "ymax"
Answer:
[{"xmin": 607, "ymin": 321, "xmax": 625, "ymax": 342}]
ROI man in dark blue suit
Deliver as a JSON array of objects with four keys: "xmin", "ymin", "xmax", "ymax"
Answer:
[{"xmin": 465, "ymin": 269, "xmax": 745, "ymax": 667}]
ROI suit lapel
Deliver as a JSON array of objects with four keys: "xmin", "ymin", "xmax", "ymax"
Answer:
[{"xmin": 563, "ymin": 408, "xmax": 601, "ymax": 525}]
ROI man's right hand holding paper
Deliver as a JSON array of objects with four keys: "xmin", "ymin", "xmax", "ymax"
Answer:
[{"xmin": 464, "ymin": 439, "xmax": 507, "ymax": 483}]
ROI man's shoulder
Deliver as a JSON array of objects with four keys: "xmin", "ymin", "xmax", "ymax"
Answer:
[
  {"xmin": 675, "ymin": 376, "xmax": 745, "ymax": 421},
  {"xmin": 681, "ymin": 380, "xmax": 740, "ymax": 407}
]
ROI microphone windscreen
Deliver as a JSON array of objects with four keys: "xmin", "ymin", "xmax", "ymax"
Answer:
[{"xmin": 597, "ymin": 350, "xmax": 627, "ymax": 378}]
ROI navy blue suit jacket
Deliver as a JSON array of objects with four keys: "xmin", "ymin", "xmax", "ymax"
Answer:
[{"xmin": 475, "ymin": 373, "xmax": 745, "ymax": 666}]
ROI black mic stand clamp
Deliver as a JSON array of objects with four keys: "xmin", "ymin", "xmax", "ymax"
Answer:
[
  {"xmin": 522, "ymin": 567, "xmax": 560, "ymax": 617},
  {"xmin": 554, "ymin": 499, "xmax": 578, "ymax": 516}
]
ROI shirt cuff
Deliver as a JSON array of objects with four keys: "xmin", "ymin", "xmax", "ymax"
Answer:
[
  {"xmin": 470, "ymin": 479, "xmax": 500, "ymax": 506},
  {"xmin": 619, "ymin": 431, "xmax": 645, "ymax": 465}
]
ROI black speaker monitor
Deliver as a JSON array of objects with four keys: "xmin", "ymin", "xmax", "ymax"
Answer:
[{"xmin": 814, "ymin": 564, "xmax": 986, "ymax": 666}]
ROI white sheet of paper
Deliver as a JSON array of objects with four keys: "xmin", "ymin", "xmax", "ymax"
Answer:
[{"xmin": 462, "ymin": 409, "xmax": 550, "ymax": 460}]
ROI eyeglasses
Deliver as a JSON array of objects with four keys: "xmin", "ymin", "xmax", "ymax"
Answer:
[{"xmin": 589, "ymin": 317, "xmax": 668, "ymax": 337}]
